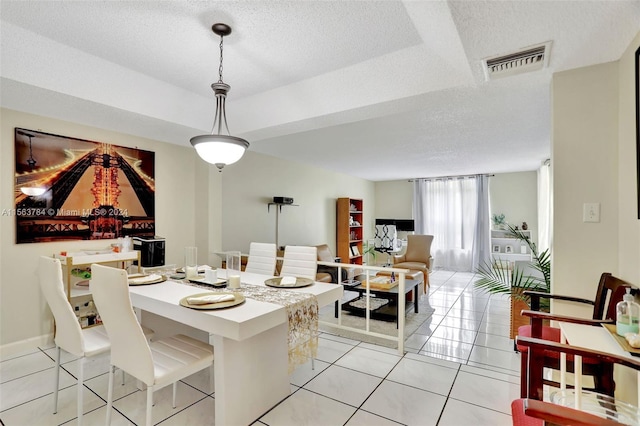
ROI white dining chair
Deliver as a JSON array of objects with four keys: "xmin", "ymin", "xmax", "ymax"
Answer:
[
  {"xmin": 38, "ymin": 256, "xmax": 154, "ymax": 425},
  {"xmin": 244, "ymin": 242, "xmax": 277, "ymax": 275},
  {"xmin": 90, "ymin": 264, "xmax": 214, "ymax": 426},
  {"xmin": 280, "ymin": 245, "xmax": 318, "ymax": 281}
]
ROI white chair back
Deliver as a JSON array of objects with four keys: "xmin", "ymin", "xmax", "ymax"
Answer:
[
  {"xmin": 90, "ymin": 264, "xmax": 155, "ymax": 385},
  {"xmin": 38, "ymin": 256, "xmax": 85, "ymax": 356},
  {"xmin": 244, "ymin": 242, "xmax": 277, "ymax": 275},
  {"xmin": 280, "ymin": 246, "xmax": 317, "ymax": 280}
]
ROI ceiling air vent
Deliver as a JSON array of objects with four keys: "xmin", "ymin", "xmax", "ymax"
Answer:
[{"xmin": 482, "ymin": 41, "xmax": 551, "ymax": 81}]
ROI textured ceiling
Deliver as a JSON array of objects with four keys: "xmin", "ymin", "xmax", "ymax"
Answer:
[{"xmin": 1, "ymin": 0, "xmax": 639, "ymax": 181}]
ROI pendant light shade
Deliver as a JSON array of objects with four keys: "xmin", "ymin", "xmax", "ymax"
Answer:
[
  {"xmin": 191, "ymin": 134, "xmax": 249, "ymax": 169},
  {"xmin": 190, "ymin": 23, "xmax": 249, "ymax": 171}
]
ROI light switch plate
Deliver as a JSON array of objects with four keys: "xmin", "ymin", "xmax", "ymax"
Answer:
[{"xmin": 583, "ymin": 203, "xmax": 600, "ymax": 223}]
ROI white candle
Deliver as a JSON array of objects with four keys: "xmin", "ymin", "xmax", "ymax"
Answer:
[{"xmin": 228, "ymin": 275, "xmax": 241, "ymax": 289}]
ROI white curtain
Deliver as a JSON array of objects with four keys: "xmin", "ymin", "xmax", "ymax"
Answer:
[
  {"xmin": 537, "ymin": 160, "xmax": 551, "ymax": 252},
  {"xmin": 472, "ymin": 175, "xmax": 491, "ymax": 269},
  {"xmin": 413, "ymin": 175, "xmax": 490, "ymax": 272}
]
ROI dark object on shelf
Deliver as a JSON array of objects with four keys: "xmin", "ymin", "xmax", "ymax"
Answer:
[
  {"xmin": 273, "ymin": 196, "xmax": 293, "ymax": 204},
  {"xmin": 522, "ymin": 222, "xmax": 528, "ymax": 230},
  {"xmin": 133, "ymin": 236, "xmax": 165, "ymax": 267},
  {"xmin": 375, "ymin": 218, "xmax": 415, "ymax": 231}
]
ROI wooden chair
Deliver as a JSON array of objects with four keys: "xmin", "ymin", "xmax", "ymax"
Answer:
[
  {"xmin": 513, "ymin": 335, "xmax": 640, "ymax": 425},
  {"xmin": 244, "ymin": 242, "xmax": 277, "ymax": 275},
  {"xmin": 90, "ymin": 264, "xmax": 213, "ymax": 426},
  {"xmin": 280, "ymin": 245, "xmax": 318, "ymax": 281},
  {"xmin": 517, "ymin": 272, "xmax": 636, "ymax": 398}
]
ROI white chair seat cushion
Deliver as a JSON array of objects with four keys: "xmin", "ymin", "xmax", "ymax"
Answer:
[
  {"xmin": 81, "ymin": 325, "xmax": 111, "ymax": 357},
  {"xmin": 150, "ymin": 334, "xmax": 213, "ymax": 389},
  {"xmin": 82, "ymin": 324, "xmax": 155, "ymax": 357}
]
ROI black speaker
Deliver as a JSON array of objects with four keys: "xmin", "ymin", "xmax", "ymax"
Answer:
[
  {"xmin": 133, "ymin": 236, "xmax": 165, "ymax": 267},
  {"xmin": 273, "ymin": 196, "xmax": 294, "ymax": 204}
]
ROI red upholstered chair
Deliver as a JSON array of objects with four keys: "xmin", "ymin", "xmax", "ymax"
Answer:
[
  {"xmin": 517, "ymin": 273, "xmax": 636, "ymax": 398},
  {"xmin": 512, "ymin": 335, "xmax": 640, "ymax": 426},
  {"xmin": 511, "ymin": 399, "xmax": 622, "ymax": 426}
]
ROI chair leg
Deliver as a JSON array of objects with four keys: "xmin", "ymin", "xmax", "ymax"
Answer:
[
  {"xmin": 106, "ymin": 365, "xmax": 115, "ymax": 425},
  {"xmin": 53, "ymin": 346, "xmax": 61, "ymax": 414},
  {"xmin": 146, "ymin": 385, "xmax": 153, "ymax": 426},
  {"xmin": 121, "ymin": 368, "xmax": 125, "ymax": 386},
  {"xmin": 77, "ymin": 357, "xmax": 84, "ymax": 426},
  {"xmin": 210, "ymin": 364, "xmax": 214, "ymax": 394},
  {"xmin": 311, "ymin": 358, "xmax": 315, "ymax": 371},
  {"xmin": 172, "ymin": 382, "xmax": 177, "ymax": 408},
  {"xmin": 520, "ymin": 350, "xmax": 528, "ymax": 398}
]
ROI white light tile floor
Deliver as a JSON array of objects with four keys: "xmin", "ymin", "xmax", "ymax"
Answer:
[{"xmin": 0, "ymin": 270, "xmax": 520, "ymax": 425}]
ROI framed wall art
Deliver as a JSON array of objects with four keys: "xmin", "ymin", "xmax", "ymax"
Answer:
[
  {"xmin": 13, "ymin": 128, "xmax": 155, "ymax": 243},
  {"xmin": 636, "ymin": 46, "xmax": 640, "ymax": 219}
]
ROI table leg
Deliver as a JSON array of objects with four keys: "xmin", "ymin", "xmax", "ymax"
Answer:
[
  {"xmin": 414, "ymin": 286, "xmax": 419, "ymax": 313},
  {"xmin": 211, "ymin": 323, "xmax": 290, "ymax": 426}
]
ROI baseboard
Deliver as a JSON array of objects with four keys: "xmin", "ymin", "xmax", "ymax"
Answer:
[{"xmin": 0, "ymin": 333, "xmax": 53, "ymax": 359}]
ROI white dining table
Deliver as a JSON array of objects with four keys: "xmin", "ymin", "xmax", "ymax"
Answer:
[{"xmin": 128, "ymin": 271, "xmax": 342, "ymax": 426}]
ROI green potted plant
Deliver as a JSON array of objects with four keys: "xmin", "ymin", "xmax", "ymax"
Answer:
[
  {"xmin": 475, "ymin": 223, "xmax": 551, "ymax": 338},
  {"xmin": 491, "ymin": 213, "xmax": 506, "ymax": 230},
  {"xmin": 363, "ymin": 240, "xmax": 377, "ymax": 265}
]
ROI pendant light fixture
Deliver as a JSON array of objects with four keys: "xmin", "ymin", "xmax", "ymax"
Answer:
[
  {"xmin": 190, "ymin": 23, "xmax": 249, "ymax": 171},
  {"xmin": 18, "ymin": 131, "xmax": 46, "ymax": 197}
]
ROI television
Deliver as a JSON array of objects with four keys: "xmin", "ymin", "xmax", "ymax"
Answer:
[{"xmin": 375, "ymin": 219, "xmax": 415, "ymax": 232}]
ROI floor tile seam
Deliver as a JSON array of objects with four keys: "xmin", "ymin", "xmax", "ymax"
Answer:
[
  {"xmin": 0, "ymin": 347, "xmax": 51, "ymax": 366},
  {"xmin": 321, "ymin": 354, "xmax": 408, "ymax": 423},
  {"xmin": 176, "ymin": 379, "xmax": 213, "ymax": 397},
  {"xmin": 417, "ymin": 351, "xmax": 468, "ymax": 365},
  {"xmin": 93, "ymin": 400, "xmax": 138, "ymax": 425},
  {"xmin": 471, "ymin": 341, "xmax": 519, "ymax": 354},
  {"xmin": 38, "ymin": 346, "xmax": 58, "ymax": 364},
  {"xmin": 433, "ymin": 365, "xmax": 463, "ymax": 425},
  {"xmin": 331, "ymin": 348, "xmax": 405, "ymax": 383},
  {"xmin": 383, "ymin": 377, "xmax": 458, "ymax": 400},
  {"xmin": 151, "ymin": 393, "xmax": 211, "ymax": 425},
  {"xmin": 425, "ymin": 333, "xmax": 477, "ymax": 346},
  {"xmin": 476, "ymin": 329, "xmax": 512, "ymax": 338},
  {"xmin": 0, "ymin": 364, "xmax": 57, "ymax": 385},
  {"xmin": 347, "ymin": 407, "xmax": 406, "ymax": 425},
  {"xmin": 456, "ymin": 367, "xmax": 521, "ymax": 384},
  {"xmin": 60, "ymin": 363, "xmax": 109, "ymax": 383},
  {"xmin": 0, "ymin": 388, "xmax": 63, "ymax": 414},
  {"xmin": 401, "ymin": 353, "xmax": 462, "ymax": 371},
  {"xmin": 445, "ymin": 395, "xmax": 514, "ymax": 417},
  {"xmin": 462, "ymin": 360, "xmax": 520, "ymax": 376},
  {"xmin": 318, "ymin": 334, "xmax": 359, "ymax": 347},
  {"xmin": 257, "ymin": 386, "xmax": 304, "ymax": 423},
  {"xmin": 432, "ymin": 323, "xmax": 480, "ymax": 336},
  {"xmin": 420, "ymin": 344, "xmax": 474, "ymax": 362}
]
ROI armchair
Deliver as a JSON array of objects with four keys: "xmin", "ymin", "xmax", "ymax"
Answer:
[
  {"xmin": 392, "ymin": 234, "xmax": 433, "ymax": 292},
  {"xmin": 315, "ymin": 244, "xmax": 347, "ymax": 283},
  {"xmin": 517, "ymin": 272, "xmax": 637, "ymax": 398}
]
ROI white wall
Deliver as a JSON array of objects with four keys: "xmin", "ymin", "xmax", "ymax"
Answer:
[
  {"xmin": 552, "ymin": 30, "xmax": 640, "ymax": 315},
  {"xmin": 219, "ymin": 150, "xmax": 375, "ymax": 257},
  {"xmin": 552, "ymin": 62, "xmax": 621, "ymax": 310},
  {"xmin": 490, "ymin": 172, "xmax": 538, "ymax": 241},
  {"xmin": 374, "ymin": 180, "xmax": 413, "ymax": 220},
  {"xmin": 0, "ymin": 108, "xmax": 203, "ymax": 351}
]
